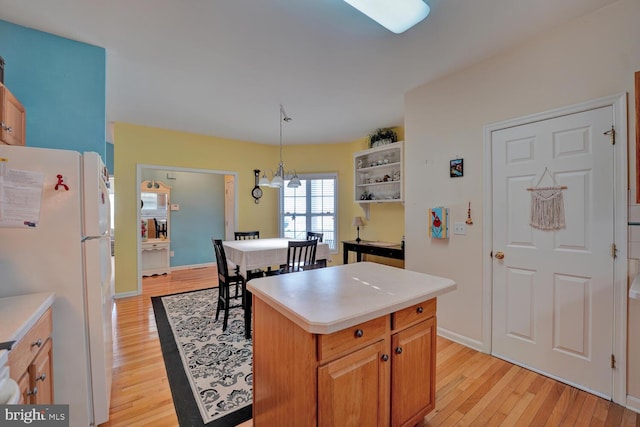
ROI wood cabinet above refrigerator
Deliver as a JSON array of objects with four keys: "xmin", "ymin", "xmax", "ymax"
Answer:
[{"xmin": 0, "ymin": 83, "xmax": 25, "ymax": 146}]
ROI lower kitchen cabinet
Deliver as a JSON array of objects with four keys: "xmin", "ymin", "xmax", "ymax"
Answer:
[
  {"xmin": 391, "ymin": 316, "xmax": 436, "ymax": 427},
  {"xmin": 9, "ymin": 308, "xmax": 54, "ymax": 404},
  {"xmin": 253, "ymin": 296, "xmax": 437, "ymax": 426},
  {"xmin": 318, "ymin": 340, "xmax": 390, "ymax": 427}
]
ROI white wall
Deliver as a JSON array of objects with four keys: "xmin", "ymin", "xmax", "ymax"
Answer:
[{"xmin": 404, "ymin": 0, "xmax": 640, "ymax": 398}]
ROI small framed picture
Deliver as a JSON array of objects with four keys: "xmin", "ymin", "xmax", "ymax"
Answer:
[{"xmin": 450, "ymin": 159, "xmax": 463, "ymax": 178}]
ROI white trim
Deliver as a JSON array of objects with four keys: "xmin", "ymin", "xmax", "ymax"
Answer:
[
  {"xmin": 482, "ymin": 93, "xmax": 628, "ymax": 404},
  {"xmin": 170, "ymin": 262, "xmax": 216, "ymax": 271},
  {"xmin": 627, "ymin": 395, "xmax": 640, "ymax": 414},
  {"xmin": 437, "ymin": 327, "xmax": 485, "ymax": 353},
  {"xmin": 114, "ymin": 291, "xmax": 138, "ymax": 299},
  {"xmin": 136, "ymin": 164, "xmax": 238, "ymax": 296}
]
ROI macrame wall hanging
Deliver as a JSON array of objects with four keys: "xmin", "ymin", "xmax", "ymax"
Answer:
[{"xmin": 527, "ymin": 168, "xmax": 567, "ymax": 231}]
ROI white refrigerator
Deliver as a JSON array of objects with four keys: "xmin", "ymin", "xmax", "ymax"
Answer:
[{"xmin": 0, "ymin": 146, "xmax": 113, "ymax": 427}]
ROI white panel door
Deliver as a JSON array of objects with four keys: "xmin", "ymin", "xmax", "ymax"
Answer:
[{"xmin": 491, "ymin": 106, "xmax": 614, "ymax": 397}]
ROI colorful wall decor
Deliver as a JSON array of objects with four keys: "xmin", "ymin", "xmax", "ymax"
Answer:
[
  {"xmin": 429, "ymin": 206, "xmax": 449, "ymax": 239},
  {"xmin": 450, "ymin": 158, "xmax": 463, "ymax": 177}
]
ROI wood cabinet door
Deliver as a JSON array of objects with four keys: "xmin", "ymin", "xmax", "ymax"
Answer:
[
  {"xmin": 30, "ymin": 338, "xmax": 54, "ymax": 404},
  {"xmin": 390, "ymin": 317, "xmax": 436, "ymax": 427},
  {"xmin": 16, "ymin": 371, "xmax": 30, "ymax": 404},
  {"xmin": 0, "ymin": 85, "xmax": 25, "ymax": 146},
  {"xmin": 318, "ymin": 340, "xmax": 390, "ymax": 427}
]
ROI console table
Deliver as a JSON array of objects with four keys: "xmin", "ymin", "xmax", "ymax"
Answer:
[{"xmin": 342, "ymin": 240, "xmax": 404, "ymax": 264}]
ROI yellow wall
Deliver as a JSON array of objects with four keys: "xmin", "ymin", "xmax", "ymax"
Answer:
[{"xmin": 113, "ymin": 123, "xmax": 405, "ymax": 294}]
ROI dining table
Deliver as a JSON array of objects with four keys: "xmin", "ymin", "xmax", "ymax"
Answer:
[
  {"xmin": 222, "ymin": 237, "xmax": 331, "ymax": 339},
  {"xmin": 222, "ymin": 237, "xmax": 331, "ymax": 279}
]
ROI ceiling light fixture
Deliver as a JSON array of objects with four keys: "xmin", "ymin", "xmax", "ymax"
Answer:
[
  {"xmin": 259, "ymin": 105, "xmax": 301, "ymax": 189},
  {"xmin": 344, "ymin": 0, "xmax": 430, "ymax": 34}
]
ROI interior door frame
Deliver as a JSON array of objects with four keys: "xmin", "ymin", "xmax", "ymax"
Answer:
[
  {"xmin": 482, "ymin": 93, "xmax": 628, "ymax": 404},
  {"xmin": 135, "ymin": 164, "xmax": 238, "ymax": 295}
]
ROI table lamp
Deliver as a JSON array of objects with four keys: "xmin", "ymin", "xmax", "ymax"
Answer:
[{"xmin": 352, "ymin": 216, "xmax": 365, "ymax": 243}]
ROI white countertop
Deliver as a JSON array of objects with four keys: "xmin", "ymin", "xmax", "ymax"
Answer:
[
  {"xmin": 0, "ymin": 292, "xmax": 55, "ymax": 347},
  {"xmin": 247, "ymin": 262, "xmax": 456, "ymax": 334}
]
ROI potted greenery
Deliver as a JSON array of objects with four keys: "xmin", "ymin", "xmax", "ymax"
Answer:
[{"xmin": 368, "ymin": 128, "xmax": 398, "ymax": 148}]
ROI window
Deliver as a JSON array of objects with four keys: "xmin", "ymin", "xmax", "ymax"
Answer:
[{"xmin": 280, "ymin": 173, "xmax": 338, "ymax": 251}]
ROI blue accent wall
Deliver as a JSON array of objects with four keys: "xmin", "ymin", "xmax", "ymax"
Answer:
[
  {"xmin": 0, "ymin": 20, "xmax": 106, "ymax": 157},
  {"xmin": 141, "ymin": 169, "xmax": 225, "ymax": 268},
  {"xmin": 106, "ymin": 142, "xmax": 114, "ymax": 175}
]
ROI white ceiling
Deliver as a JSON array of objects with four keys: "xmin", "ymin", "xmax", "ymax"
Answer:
[{"xmin": 0, "ymin": 0, "xmax": 618, "ymax": 145}]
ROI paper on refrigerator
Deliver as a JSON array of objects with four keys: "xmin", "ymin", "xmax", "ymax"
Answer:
[{"xmin": 0, "ymin": 162, "xmax": 44, "ymax": 228}]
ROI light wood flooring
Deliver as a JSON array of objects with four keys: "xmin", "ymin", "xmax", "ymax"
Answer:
[{"xmin": 99, "ymin": 266, "xmax": 638, "ymax": 427}]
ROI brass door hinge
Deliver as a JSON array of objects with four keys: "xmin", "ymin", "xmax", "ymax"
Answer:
[
  {"xmin": 611, "ymin": 354, "xmax": 616, "ymax": 369},
  {"xmin": 611, "ymin": 243, "xmax": 618, "ymax": 259},
  {"xmin": 604, "ymin": 126, "xmax": 616, "ymax": 145}
]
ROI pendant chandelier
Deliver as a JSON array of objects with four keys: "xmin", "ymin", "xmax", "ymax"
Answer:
[{"xmin": 258, "ymin": 104, "xmax": 301, "ymax": 188}]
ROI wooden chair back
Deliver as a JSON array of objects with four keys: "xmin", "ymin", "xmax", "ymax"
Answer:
[
  {"xmin": 285, "ymin": 239, "xmax": 318, "ymax": 273},
  {"xmin": 306, "ymin": 231, "xmax": 324, "ymax": 242},
  {"xmin": 235, "ymin": 231, "xmax": 260, "ymax": 240}
]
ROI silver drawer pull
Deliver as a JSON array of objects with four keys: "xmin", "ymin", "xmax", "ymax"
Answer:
[
  {"xmin": 36, "ymin": 373, "xmax": 47, "ymax": 382},
  {"xmin": 31, "ymin": 338, "xmax": 43, "ymax": 348}
]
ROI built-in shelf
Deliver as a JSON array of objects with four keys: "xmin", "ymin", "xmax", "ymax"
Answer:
[{"xmin": 354, "ymin": 142, "xmax": 403, "ymax": 204}]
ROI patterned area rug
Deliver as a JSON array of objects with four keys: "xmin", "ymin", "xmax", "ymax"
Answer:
[{"xmin": 151, "ymin": 288, "xmax": 252, "ymax": 427}]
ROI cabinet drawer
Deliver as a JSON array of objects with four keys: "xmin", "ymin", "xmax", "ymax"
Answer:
[
  {"xmin": 318, "ymin": 316, "xmax": 389, "ymax": 362},
  {"xmin": 142, "ymin": 241, "xmax": 169, "ymax": 250},
  {"xmin": 8, "ymin": 308, "xmax": 53, "ymax": 382},
  {"xmin": 392, "ymin": 299, "xmax": 436, "ymax": 331}
]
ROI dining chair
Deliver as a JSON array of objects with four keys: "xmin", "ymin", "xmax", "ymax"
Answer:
[
  {"xmin": 234, "ymin": 230, "xmax": 260, "ymax": 240},
  {"xmin": 306, "ymin": 231, "xmax": 324, "ymax": 242},
  {"xmin": 233, "ymin": 230, "xmax": 265, "ymax": 280},
  {"xmin": 212, "ymin": 238, "xmax": 247, "ymax": 334},
  {"xmin": 284, "ymin": 239, "xmax": 319, "ymax": 273}
]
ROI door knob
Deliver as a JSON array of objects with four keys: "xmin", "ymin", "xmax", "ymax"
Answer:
[{"xmin": 495, "ymin": 251, "xmax": 505, "ymax": 260}]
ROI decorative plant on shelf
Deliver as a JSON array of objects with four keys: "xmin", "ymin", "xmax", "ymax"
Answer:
[{"xmin": 368, "ymin": 128, "xmax": 398, "ymax": 148}]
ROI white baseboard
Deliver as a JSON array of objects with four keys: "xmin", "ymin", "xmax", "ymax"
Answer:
[
  {"xmin": 627, "ymin": 395, "xmax": 640, "ymax": 414},
  {"xmin": 114, "ymin": 290, "xmax": 138, "ymax": 299},
  {"xmin": 170, "ymin": 262, "xmax": 216, "ymax": 271},
  {"xmin": 437, "ymin": 327, "xmax": 486, "ymax": 353}
]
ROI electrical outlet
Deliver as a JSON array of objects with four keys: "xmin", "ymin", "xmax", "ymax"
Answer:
[
  {"xmin": 453, "ymin": 222, "xmax": 466, "ymax": 235},
  {"xmin": 170, "ymin": 251, "xmax": 175, "ymax": 257}
]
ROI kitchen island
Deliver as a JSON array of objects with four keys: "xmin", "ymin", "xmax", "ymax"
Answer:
[{"xmin": 247, "ymin": 262, "xmax": 456, "ymax": 427}]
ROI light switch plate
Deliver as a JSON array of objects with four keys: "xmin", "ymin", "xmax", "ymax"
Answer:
[{"xmin": 453, "ymin": 222, "xmax": 466, "ymax": 235}]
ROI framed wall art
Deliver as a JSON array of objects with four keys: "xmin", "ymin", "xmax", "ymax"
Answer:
[
  {"xmin": 450, "ymin": 158, "xmax": 463, "ymax": 178},
  {"xmin": 429, "ymin": 206, "xmax": 449, "ymax": 239}
]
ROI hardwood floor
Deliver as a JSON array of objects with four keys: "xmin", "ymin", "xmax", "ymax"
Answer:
[{"xmin": 100, "ymin": 266, "xmax": 637, "ymax": 427}]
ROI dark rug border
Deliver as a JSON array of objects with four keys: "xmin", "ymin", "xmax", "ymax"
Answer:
[{"xmin": 151, "ymin": 288, "xmax": 253, "ymax": 427}]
